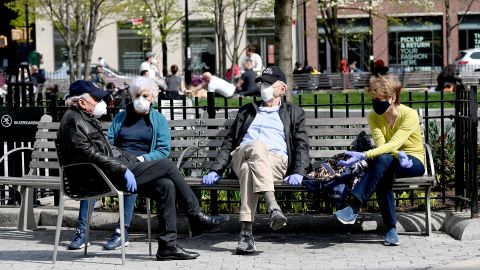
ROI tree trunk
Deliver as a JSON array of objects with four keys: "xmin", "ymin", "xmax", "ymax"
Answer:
[
  {"xmin": 218, "ymin": 0, "xmax": 226, "ymax": 77},
  {"xmin": 445, "ymin": 0, "xmax": 451, "ymax": 65},
  {"xmin": 162, "ymin": 38, "xmax": 168, "ymax": 76},
  {"xmin": 274, "ymin": 0, "xmax": 293, "ymax": 102}
]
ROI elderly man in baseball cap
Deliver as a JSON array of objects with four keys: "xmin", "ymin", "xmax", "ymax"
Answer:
[
  {"xmin": 202, "ymin": 66, "xmax": 311, "ymax": 254},
  {"xmin": 58, "ymin": 80, "xmax": 229, "ymax": 261}
]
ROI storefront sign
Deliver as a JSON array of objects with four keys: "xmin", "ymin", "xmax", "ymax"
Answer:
[
  {"xmin": 474, "ymin": 33, "xmax": 480, "ymax": 48},
  {"xmin": 0, "ymin": 107, "xmax": 44, "ymax": 140},
  {"xmin": 399, "ymin": 35, "xmax": 431, "ymax": 66}
]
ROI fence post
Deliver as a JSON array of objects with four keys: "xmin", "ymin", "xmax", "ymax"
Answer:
[
  {"xmin": 454, "ymin": 83, "xmax": 465, "ymax": 211},
  {"xmin": 469, "ymin": 85, "xmax": 478, "ymax": 218},
  {"xmin": 207, "ymin": 91, "xmax": 216, "ymax": 118}
]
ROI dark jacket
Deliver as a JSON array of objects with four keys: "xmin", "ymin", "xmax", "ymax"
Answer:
[
  {"xmin": 210, "ymin": 101, "xmax": 310, "ymax": 176},
  {"xmin": 57, "ymin": 106, "xmax": 135, "ymax": 186}
]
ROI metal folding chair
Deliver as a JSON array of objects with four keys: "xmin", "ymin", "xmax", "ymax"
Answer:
[{"xmin": 53, "ymin": 141, "xmax": 152, "ymax": 265}]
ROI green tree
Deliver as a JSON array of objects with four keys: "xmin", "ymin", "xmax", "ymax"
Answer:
[
  {"xmin": 128, "ymin": 0, "xmax": 185, "ymax": 76},
  {"xmin": 8, "ymin": 0, "xmax": 127, "ymax": 83}
]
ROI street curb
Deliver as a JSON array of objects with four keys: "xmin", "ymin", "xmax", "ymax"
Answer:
[
  {"xmin": 0, "ymin": 206, "xmax": 447, "ymax": 235},
  {"xmin": 441, "ymin": 211, "xmax": 480, "ymax": 241}
]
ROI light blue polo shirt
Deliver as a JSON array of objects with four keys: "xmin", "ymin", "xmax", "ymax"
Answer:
[{"xmin": 240, "ymin": 105, "xmax": 288, "ymax": 159}]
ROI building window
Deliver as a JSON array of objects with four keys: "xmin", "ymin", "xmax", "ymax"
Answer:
[
  {"xmin": 459, "ymin": 15, "xmax": 480, "ymax": 50},
  {"xmin": 247, "ymin": 19, "xmax": 274, "ymax": 66},
  {"xmin": 388, "ymin": 17, "xmax": 442, "ymax": 71},
  {"xmin": 53, "ymin": 28, "xmax": 67, "ymax": 70},
  {"xmin": 117, "ymin": 21, "xmax": 150, "ymax": 73},
  {"xmin": 187, "ymin": 20, "xmax": 216, "ymax": 75},
  {"xmin": 318, "ymin": 18, "xmax": 371, "ymax": 73}
]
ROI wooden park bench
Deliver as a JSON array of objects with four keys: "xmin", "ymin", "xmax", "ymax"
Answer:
[
  {"xmin": 172, "ymin": 111, "xmax": 436, "ymax": 236},
  {"xmin": 1, "ymin": 111, "xmax": 435, "ymax": 236}
]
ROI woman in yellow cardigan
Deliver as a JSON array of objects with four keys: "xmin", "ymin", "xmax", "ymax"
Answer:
[{"xmin": 335, "ymin": 73, "xmax": 425, "ymax": 246}]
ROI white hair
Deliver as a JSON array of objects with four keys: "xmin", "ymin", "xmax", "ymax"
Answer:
[
  {"xmin": 130, "ymin": 76, "xmax": 157, "ymax": 98},
  {"xmin": 65, "ymin": 93, "xmax": 90, "ymax": 107}
]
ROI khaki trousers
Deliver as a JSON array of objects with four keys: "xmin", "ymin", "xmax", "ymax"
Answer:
[{"xmin": 231, "ymin": 141, "xmax": 288, "ymax": 222}]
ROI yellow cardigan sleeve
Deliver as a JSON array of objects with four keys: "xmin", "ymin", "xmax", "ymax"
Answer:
[{"xmin": 365, "ymin": 107, "xmax": 419, "ymax": 159}]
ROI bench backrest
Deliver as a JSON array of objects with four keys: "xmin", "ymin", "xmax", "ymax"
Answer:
[
  {"xmin": 171, "ymin": 110, "xmax": 427, "ymax": 175},
  {"xmin": 170, "ymin": 117, "xmax": 373, "ymax": 174},
  {"xmin": 30, "ymin": 116, "xmax": 199, "ymax": 177}
]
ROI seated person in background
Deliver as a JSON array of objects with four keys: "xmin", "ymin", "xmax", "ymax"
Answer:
[
  {"xmin": 240, "ymin": 45, "xmax": 263, "ymax": 76},
  {"xmin": 59, "ymin": 80, "xmax": 229, "ymax": 260},
  {"xmin": 226, "ymin": 64, "xmax": 240, "ymax": 82},
  {"xmin": 372, "ymin": 59, "xmax": 389, "ymax": 75},
  {"xmin": 141, "ymin": 69, "xmax": 150, "ymax": 78},
  {"xmin": 91, "ymin": 65, "xmax": 107, "ymax": 89},
  {"xmin": 188, "ymin": 72, "xmax": 235, "ymax": 98},
  {"xmin": 293, "ymin": 62, "xmax": 304, "ymax": 74},
  {"xmin": 435, "ymin": 64, "xmax": 456, "ymax": 92},
  {"xmin": 335, "ymin": 74, "xmax": 425, "ymax": 246},
  {"xmin": 203, "ymin": 66, "xmax": 310, "ymax": 255},
  {"xmin": 235, "ymin": 59, "xmax": 259, "ymax": 96},
  {"xmin": 164, "ymin": 64, "xmax": 185, "ymax": 100}
]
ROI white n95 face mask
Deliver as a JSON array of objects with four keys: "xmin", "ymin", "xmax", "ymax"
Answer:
[
  {"xmin": 151, "ymin": 58, "xmax": 158, "ymax": 65},
  {"xmin": 260, "ymin": 84, "xmax": 274, "ymax": 102},
  {"xmin": 92, "ymin": 100, "xmax": 107, "ymax": 118},
  {"xmin": 133, "ymin": 97, "xmax": 151, "ymax": 114}
]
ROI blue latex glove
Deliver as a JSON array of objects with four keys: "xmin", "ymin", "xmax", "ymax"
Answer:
[
  {"xmin": 124, "ymin": 169, "xmax": 137, "ymax": 193},
  {"xmin": 202, "ymin": 171, "xmax": 221, "ymax": 185},
  {"xmin": 337, "ymin": 151, "xmax": 366, "ymax": 167},
  {"xmin": 398, "ymin": 151, "xmax": 413, "ymax": 168},
  {"xmin": 284, "ymin": 173, "xmax": 303, "ymax": 185}
]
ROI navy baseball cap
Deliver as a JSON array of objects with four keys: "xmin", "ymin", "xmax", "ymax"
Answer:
[
  {"xmin": 255, "ymin": 66, "xmax": 287, "ymax": 84},
  {"xmin": 69, "ymin": 80, "xmax": 108, "ymax": 99}
]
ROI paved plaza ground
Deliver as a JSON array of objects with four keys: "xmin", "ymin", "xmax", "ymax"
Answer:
[{"xmin": 0, "ymin": 226, "xmax": 479, "ymax": 270}]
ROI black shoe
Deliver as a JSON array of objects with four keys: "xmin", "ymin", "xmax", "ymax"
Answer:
[
  {"xmin": 156, "ymin": 245, "xmax": 199, "ymax": 261},
  {"xmin": 176, "ymin": 245, "xmax": 200, "ymax": 256},
  {"xmin": 190, "ymin": 211, "xmax": 230, "ymax": 237}
]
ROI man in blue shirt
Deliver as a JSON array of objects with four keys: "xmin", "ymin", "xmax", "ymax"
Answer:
[{"xmin": 203, "ymin": 66, "xmax": 310, "ymax": 254}]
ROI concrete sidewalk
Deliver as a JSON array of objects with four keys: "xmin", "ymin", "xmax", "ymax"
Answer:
[{"xmin": 0, "ymin": 227, "xmax": 479, "ymax": 270}]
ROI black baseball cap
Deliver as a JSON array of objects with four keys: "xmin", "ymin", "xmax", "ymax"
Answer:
[
  {"xmin": 69, "ymin": 80, "xmax": 108, "ymax": 99},
  {"xmin": 255, "ymin": 66, "xmax": 287, "ymax": 84}
]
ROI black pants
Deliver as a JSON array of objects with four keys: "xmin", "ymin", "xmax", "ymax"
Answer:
[{"xmin": 127, "ymin": 159, "xmax": 200, "ymax": 247}]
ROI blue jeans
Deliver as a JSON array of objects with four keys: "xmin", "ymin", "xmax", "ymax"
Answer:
[
  {"xmin": 351, "ymin": 154, "xmax": 424, "ymax": 229},
  {"xmin": 76, "ymin": 194, "xmax": 138, "ymax": 232}
]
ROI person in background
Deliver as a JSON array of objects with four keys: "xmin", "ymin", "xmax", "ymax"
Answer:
[
  {"xmin": 140, "ymin": 52, "xmax": 159, "ymax": 78},
  {"xmin": 293, "ymin": 62, "xmax": 304, "ymax": 74},
  {"xmin": 188, "ymin": 72, "xmax": 235, "ymax": 98},
  {"xmin": 435, "ymin": 64, "xmax": 456, "ymax": 92},
  {"xmin": 203, "ymin": 66, "xmax": 310, "ymax": 255},
  {"xmin": 372, "ymin": 59, "xmax": 389, "ymax": 75},
  {"xmin": 235, "ymin": 59, "xmax": 259, "ymax": 96},
  {"xmin": 91, "ymin": 65, "xmax": 106, "ymax": 89},
  {"xmin": 240, "ymin": 45, "xmax": 263, "ymax": 76},
  {"xmin": 226, "ymin": 64, "xmax": 241, "ymax": 82},
  {"xmin": 335, "ymin": 73, "xmax": 425, "ymax": 246},
  {"xmin": 30, "ymin": 64, "xmax": 46, "ymax": 99},
  {"xmin": 59, "ymin": 79, "xmax": 229, "ymax": 260},
  {"xmin": 340, "ymin": 58, "xmax": 350, "ymax": 74},
  {"xmin": 141, "ymin": 70, "xmax": 150, "ymax": 78},
  {"xmin": 98, "ymin": 57, "xmax": 106, "ymax": 67},
  {"xmin": 164, "ymin": 64, "xmax": 185, "ymax": 100}
]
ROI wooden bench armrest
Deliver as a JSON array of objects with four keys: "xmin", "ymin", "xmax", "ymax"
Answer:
[{"xmin": 0, "ymin": 147, "xmax": 34, "ymax": 165}]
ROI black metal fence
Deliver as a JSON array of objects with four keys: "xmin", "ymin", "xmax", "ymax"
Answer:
[{"xmin": 1, "ymin": 78, "xmax": 478, "ymax": 216}]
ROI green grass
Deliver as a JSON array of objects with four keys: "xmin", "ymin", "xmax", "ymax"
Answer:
[{"xmin": 194, "ymin": 91, "xmax": 458, "ymax": 109}]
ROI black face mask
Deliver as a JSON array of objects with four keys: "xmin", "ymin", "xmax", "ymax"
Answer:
[{"xmin": 372, "ymin": 99, "xmax": 390, "ymax": 115}]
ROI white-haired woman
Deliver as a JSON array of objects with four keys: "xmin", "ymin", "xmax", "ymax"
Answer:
[{"xmin": 68, "ymin": 77, "xmax": 170, "ymax": 251}]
